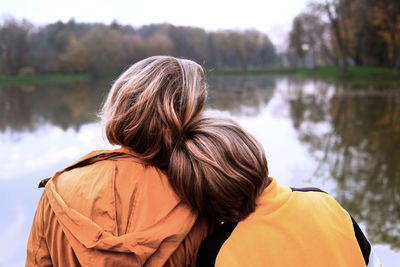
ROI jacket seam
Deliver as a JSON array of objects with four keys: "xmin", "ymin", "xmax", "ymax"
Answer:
[
  {"xmin": 126, "ymin": 186, "xmax": 137, "ymax": 233},
  {"xmin": 111, "ymin": 160, "xmax": 118, "ymax": 236}
]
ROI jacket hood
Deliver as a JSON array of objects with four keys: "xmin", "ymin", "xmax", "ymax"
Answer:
[{"xmin": 41, "ymin": 149, "xmax": 197, "ymax": 266}]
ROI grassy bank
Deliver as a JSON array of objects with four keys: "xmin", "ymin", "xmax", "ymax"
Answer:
[
  {"xmin": 0, "ymin": 73, "xmax": 93, "ymax": 86},
  {"xmin": 206, "ymin": 67, "xmax": 297, "ymax": 76},
  {"xmin": 1, "ymin": 66, "xmax": 399, "ymax": 86},
  {"xmin": 209, "ymin": 66, "xmax": 400, "ymax": 87},
  {"xmin": 208, "ymin": 66, "xmax": 399, "ymax": 80},
  {"xmin": 0, "ymin": 68, "xmax": 296, "ymax": 86},
  {"xmin": 295, "ymin": 66, "xmax": 400, "ymax": 85}
]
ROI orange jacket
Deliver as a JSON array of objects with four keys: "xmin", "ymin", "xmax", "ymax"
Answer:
[{"xmin": 26, "ymin": 148, "xmax": 209, "ymax": 267}]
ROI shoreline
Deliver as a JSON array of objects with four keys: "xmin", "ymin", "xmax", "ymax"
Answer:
[
  {"xmin": 1, "ymin": 67, "xmax": 399, "ymax": 86},
  {"xmin": 0, "ymin": 73, "xmax": 93, "ymax": 86}
]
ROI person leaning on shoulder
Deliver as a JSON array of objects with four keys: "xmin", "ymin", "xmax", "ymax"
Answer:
[{"xmin": 168, "ymin": 115, "xmax": 382, "ymax": 267}]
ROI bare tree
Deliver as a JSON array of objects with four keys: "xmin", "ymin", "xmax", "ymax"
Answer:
[
  {"xmin": 310, "ymin": 0, "xmax": 350, "ymax": 74},
  {"xmin": 214, "ymin": 30, "xmax": 264, "ymax": 71},
  {"xmin": 289, "ymin": 12, "xmax": 333, "ymax": 68},
  {"xmin": 0, "ymin": 18, "xmax": 32, "ymax": 75}
]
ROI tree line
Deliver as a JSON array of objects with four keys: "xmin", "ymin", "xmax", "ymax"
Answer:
[
  {"xmin": 288, "ymin": 0, "xmax": 400, "ymax": 73},
  {"xmin": 0, "ymin": 17, "xmax": 277, "ymax": 76}
]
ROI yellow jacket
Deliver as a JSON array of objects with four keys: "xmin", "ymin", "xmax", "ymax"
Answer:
[{"xmin": 199, "ymin": 178, "xmax": 380, "ymax": 267}]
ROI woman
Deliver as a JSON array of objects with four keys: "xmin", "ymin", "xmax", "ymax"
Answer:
[
  {"xmin": 26, "ymin": 56, "xmax": 209, "ymax": 267},
  {"xmin": 168, "ymin": 116, "xmax": 381, "ymax": 267}
]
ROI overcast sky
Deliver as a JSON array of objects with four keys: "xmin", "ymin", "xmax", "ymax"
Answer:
[{"xmin": 2, "ymin": 0, "xmax": 310, "ymax": 50}]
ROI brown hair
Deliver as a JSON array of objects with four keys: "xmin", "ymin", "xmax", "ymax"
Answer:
[
  {"xmin": 100, "ymin": 56, "xmax": 207, "ymax": 170},
  {"xmin": 167, "ymin": 116, "xmax": 269, "ymax": 222}
]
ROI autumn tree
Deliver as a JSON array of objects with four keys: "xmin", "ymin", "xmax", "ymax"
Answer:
[
  {"xmin": 369, "ymin": 0, "xmax": 400, "ymax": 70},
  {"xmin": 300, "ymin": 0, "xmax": 399, "ymax": 70},
  {"xmin": 67, "ymin": 26, "xmax": 127, "ymax": 76},
  {"xmin": 0, "ymin": 18, "xmax": 32, "ymax": 75},
  {"xmin": 0, "ymin": 17, "xmax": 278, "ymax": 75},
  {"xmin": 59, "ymin": 36, "xmax": 89, "ymax": 73}
]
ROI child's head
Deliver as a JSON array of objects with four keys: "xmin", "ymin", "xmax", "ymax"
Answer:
[
  {"xmin": 168, "ymin": 116, "xmax": 269, "ymax": 222},
  {"xmin": 100, "ymin": 56, "xmax": 207, "ymax": 170}
]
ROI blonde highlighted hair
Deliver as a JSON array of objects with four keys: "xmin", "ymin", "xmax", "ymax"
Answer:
[
  {"xmin": 167, "ymin": 116, "xmax": 269, "ymax": 222},
  {"xmin": 100, "ymin": 56, "xmax": 207, "ymax": 170}
]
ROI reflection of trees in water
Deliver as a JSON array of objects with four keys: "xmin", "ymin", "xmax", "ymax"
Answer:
[
  {"xmin": 1, "ymin": 75, "xmax": 276, "ymax": 133},
  {"xmin": 283, "ymin": 79, "xmax": 400, "ymax": 249},
  {"xmin": 0, "ymin": 81, "xmax": 110, "ymax": 133},
  {"xmin": 206, "ymin": 75, "xmax": 276, "ymax": 115}
]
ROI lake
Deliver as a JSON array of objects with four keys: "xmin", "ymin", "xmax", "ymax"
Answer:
[{"xmin": 0, "ymin": 74, "xmax": 399, "ymax": 266}]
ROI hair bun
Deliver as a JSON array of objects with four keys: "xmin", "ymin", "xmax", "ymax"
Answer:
[
  {"xmin": 100, "ymin": 56, "xmax": 207, "ymax": 170},
  {"xmin": 167, "ymin": 115, "xmax": 269, "ymax": 222}
]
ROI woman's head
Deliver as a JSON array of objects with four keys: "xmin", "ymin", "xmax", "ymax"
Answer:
[
  {"xmin": 168, "ymin": 116, "xmax": 269, "ymax": 222},
  {"xmin": 100, "ymin": 56, "xmax": 207, "ymax": 170}
]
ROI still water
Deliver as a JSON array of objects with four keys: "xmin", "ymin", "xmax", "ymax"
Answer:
[{"xmin": 0, "ymin": 75, "xmax": 399, "ymax": 266}]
